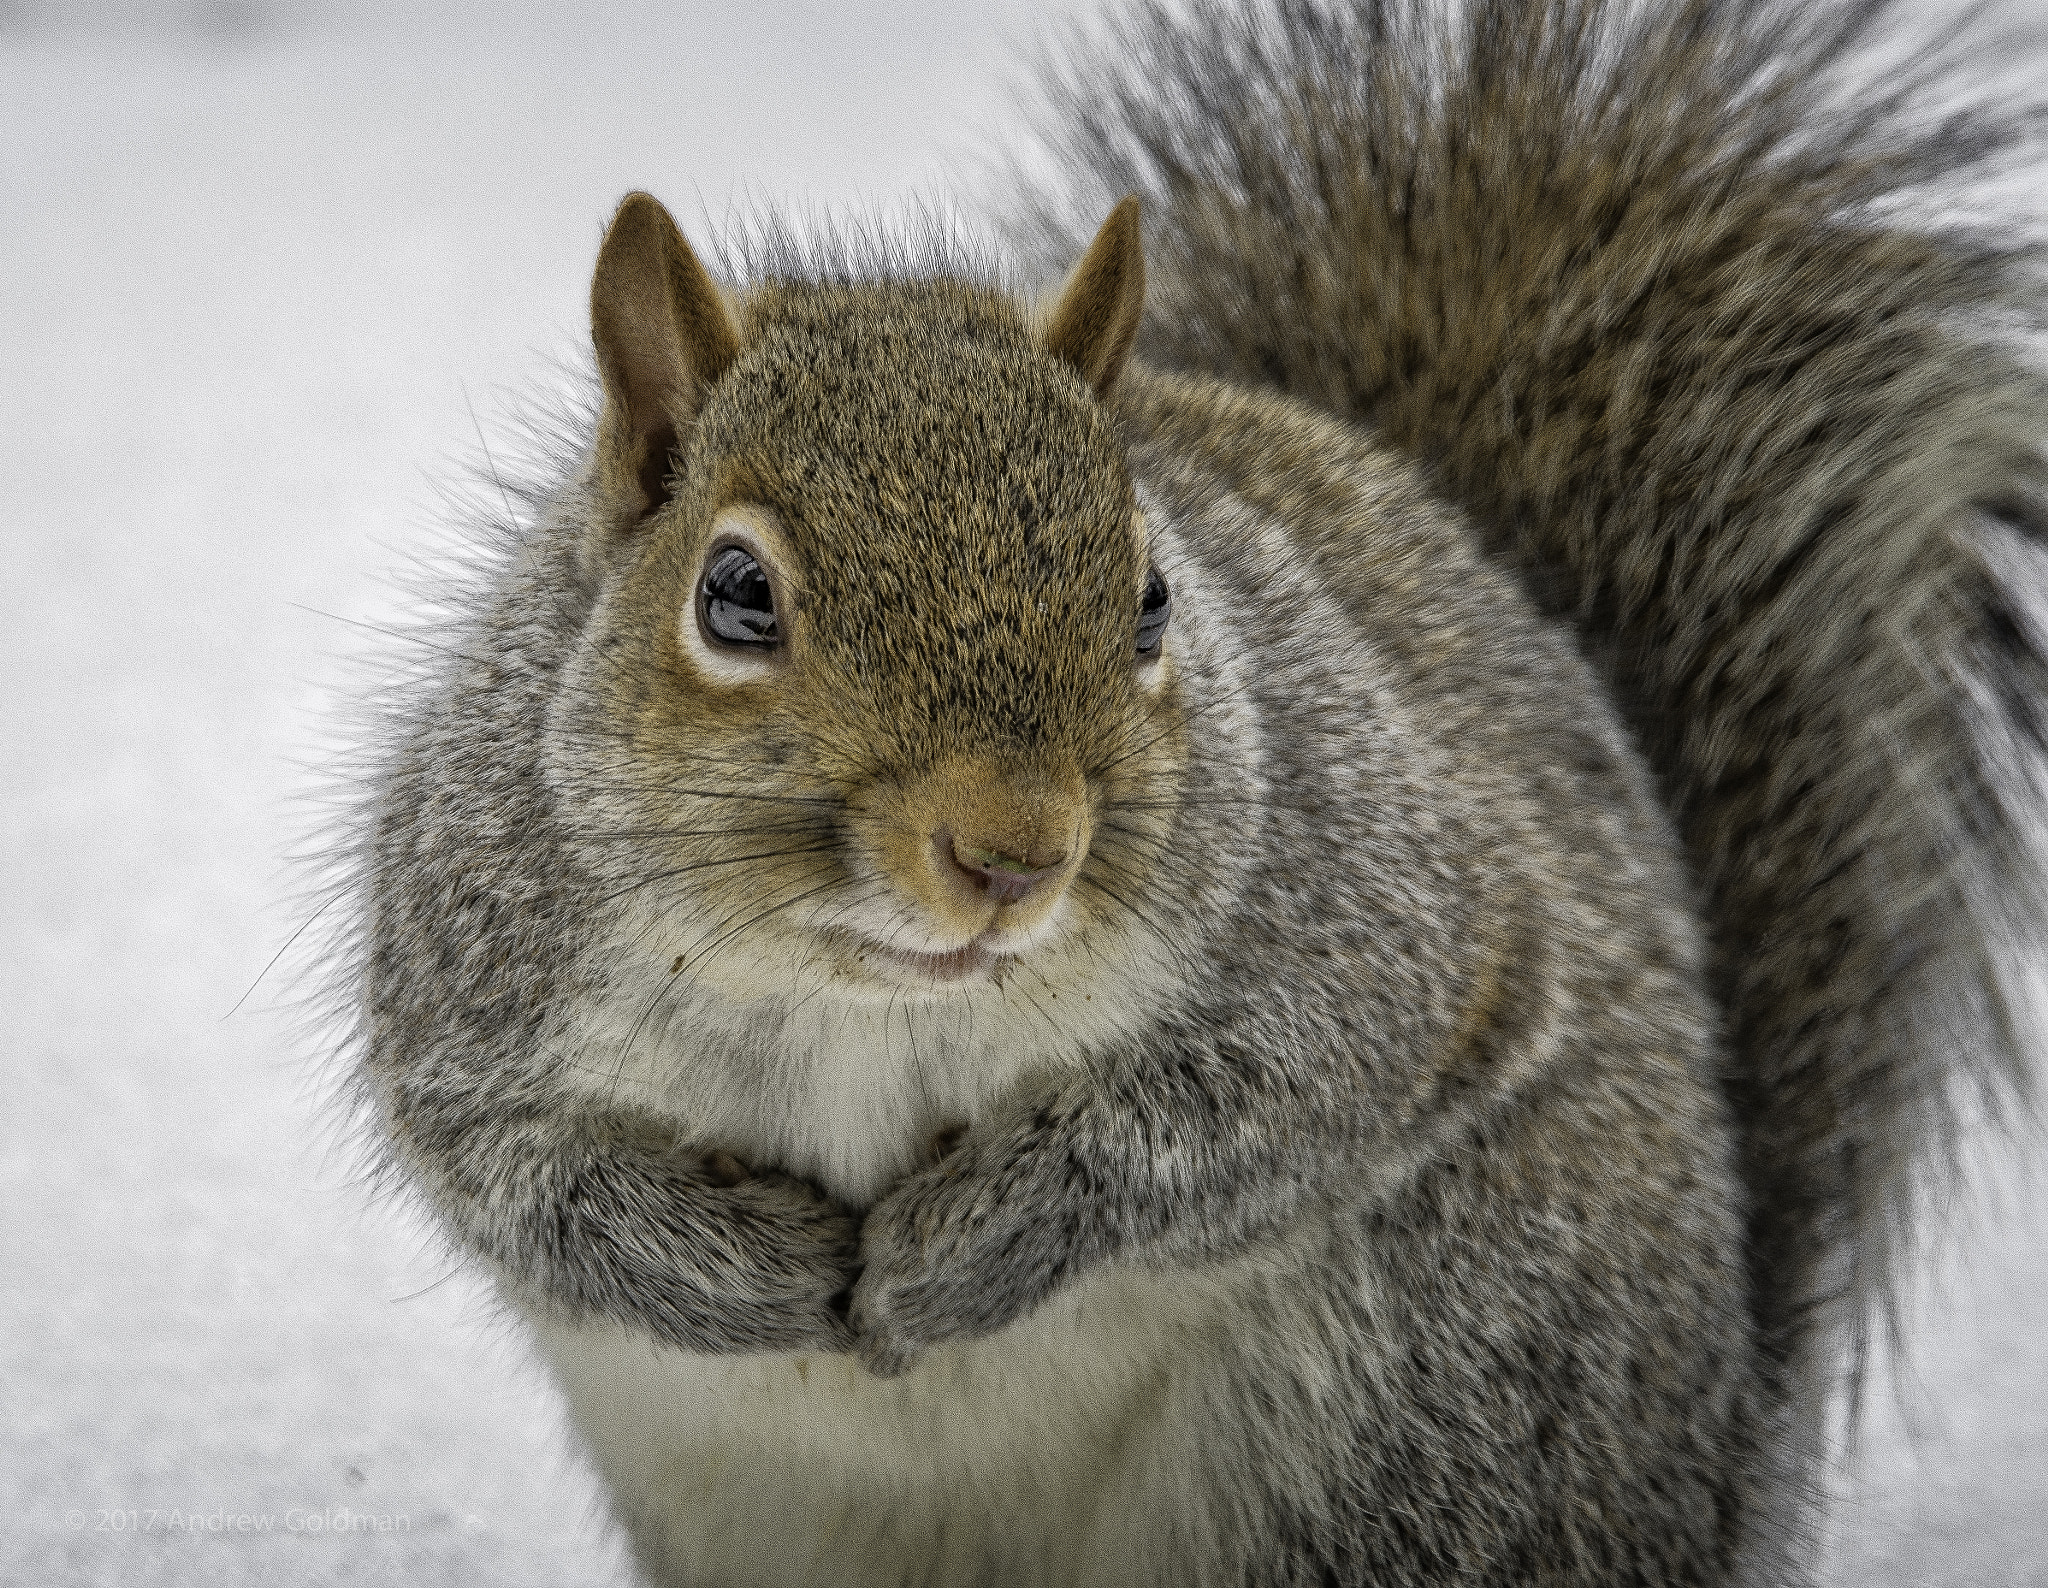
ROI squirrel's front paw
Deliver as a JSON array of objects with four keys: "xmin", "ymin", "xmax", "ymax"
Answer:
[
  {"xmin": 681, "ymin": 1155, "xmax": 862, "ymax": 1355},
  {"xmin": 847, "ymin": 1198, "xmax": 958, "ymax": 1378},
  {"xmin": 848, "ymin": 1143, "xmax": 1074, "ymax": 1377}
]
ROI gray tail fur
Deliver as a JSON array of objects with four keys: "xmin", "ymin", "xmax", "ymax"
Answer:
[{"xmin": 1020, "ymin": 0, "xmax": 2048, "ymax": 1412}]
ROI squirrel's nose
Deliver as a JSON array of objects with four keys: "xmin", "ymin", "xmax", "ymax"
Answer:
[{"xmin": 940, "ymin": 831, "xmax": 1069, "ymax": 906}]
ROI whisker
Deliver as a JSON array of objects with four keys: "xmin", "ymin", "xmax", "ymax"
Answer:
[
  {"xmin": 674, "ymin": 876, "xmax": 854, "ymax": 990},
  {"xmin": 593, "ymin": 844, "xmax": 843, "ymax": 908},
  {"xmin": 292, "ymin": 602, "xmax": 471, "ymax": 661},
  {"xmin": 1089, "ymin": 674, "xmax": 1261, "ymax": 780},
  {"xmin": 226, "ymin": 889, "xmax": 349, "ymax": 1019}
]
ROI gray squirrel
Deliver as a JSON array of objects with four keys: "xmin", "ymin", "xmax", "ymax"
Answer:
[{"xmin": 338, "ymin": 0, "xmax": 2048, "ymax": 1581}]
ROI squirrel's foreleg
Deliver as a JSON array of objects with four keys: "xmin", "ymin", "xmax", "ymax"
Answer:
[{"xmin": 389, "ymin": 1098, "xmax": 862, "ymax": 1355}]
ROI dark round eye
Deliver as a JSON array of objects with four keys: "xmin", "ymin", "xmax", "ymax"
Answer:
[
  {"xmin": 701, "ymin": 545, "xmax": 779, "ymax": 647},
  {"xmin": 1135, "ymin": 566, "xmax": 1170, "ymax": 657}
]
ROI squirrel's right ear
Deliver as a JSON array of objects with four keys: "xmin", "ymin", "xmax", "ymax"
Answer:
[
  {"xmin": 1042, "ymin": 196, "xmax": 1145, "ymax": 398},
  {"xmin": 589, "ymin": 191, "xmax": 740, "ymax": 528}
]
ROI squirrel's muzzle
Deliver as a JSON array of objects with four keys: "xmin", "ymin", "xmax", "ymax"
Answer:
[{"xmin": 868, "ymin": 756, "xmax": 1092, "ymax": 945}]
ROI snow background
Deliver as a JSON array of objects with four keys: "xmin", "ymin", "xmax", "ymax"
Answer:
[{"xmin": 2, "ymin": 1, "xmax": 2043, "ymax": 1583}]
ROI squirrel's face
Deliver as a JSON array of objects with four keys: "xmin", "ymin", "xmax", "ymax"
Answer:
[
  {"xmin": 596, "ymin": 295, "xmax": 1181, "ymax": 997},
  {"xmin": 560, "ymin": 196, "xmax": 1189, "ymax": 1010}
]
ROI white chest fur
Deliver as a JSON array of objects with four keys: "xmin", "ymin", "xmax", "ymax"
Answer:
[{"xmin": 520, "ymin": 1253, "xmax": 1250, "ymax": 1588}]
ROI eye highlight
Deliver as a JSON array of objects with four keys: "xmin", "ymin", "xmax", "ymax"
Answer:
[
  {"xmin": 701, "ymin": 545, "xmax": 779, "ymax": 647},
  {"xmin": 1136, "ymin": 566, "xmax": 1170, "ymax": 657}
]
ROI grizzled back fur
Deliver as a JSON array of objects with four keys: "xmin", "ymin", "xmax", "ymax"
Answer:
[{"xmin": 1022, "ymin": 0, "xmax": 2048, "ymax": 1407}]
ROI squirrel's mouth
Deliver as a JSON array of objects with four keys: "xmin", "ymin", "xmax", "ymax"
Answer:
[{"xmin": 838, "ymin": 932, "xmax": 1010, "ymax": 986}]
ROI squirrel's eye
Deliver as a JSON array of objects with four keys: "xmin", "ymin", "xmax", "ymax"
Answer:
[
  {"xmin": 1136, "ymin": 566, "xmax": 1170, "ymax": 657},
  {"xmin": 701, "ymin": 546, "xmax": 779, "ymax": 647}
]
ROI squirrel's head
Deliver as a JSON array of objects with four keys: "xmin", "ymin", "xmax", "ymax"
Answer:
[{"xmin": 560, "ymin": 193, "xmax": 1188, "ymax": 1012}]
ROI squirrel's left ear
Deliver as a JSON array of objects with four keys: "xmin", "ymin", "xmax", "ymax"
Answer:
[
  {"xmin": 589, "ymin": 191, "xmax": 741, "ymax": 530},
  {"xmin": 1042, "ymin": 196, "xmax": 1145, "ymax": 398}
]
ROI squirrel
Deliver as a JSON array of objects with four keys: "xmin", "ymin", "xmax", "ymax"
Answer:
[{"xmin": 337, "ymin": 0, "xmax": 2047, "ymax": 1582}]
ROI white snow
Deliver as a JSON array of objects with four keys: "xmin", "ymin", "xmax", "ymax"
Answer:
[{"xmin": 2, "ymin": 2, "xmax": 2042, "ymax": 1584}]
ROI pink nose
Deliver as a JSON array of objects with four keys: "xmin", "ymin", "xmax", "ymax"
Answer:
[{"xmin": 942, "ymin": 831, "xmax": 1069, "ymax": 906}]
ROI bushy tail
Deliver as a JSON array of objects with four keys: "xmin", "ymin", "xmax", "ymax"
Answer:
[{"xmin": 1021, "ymin": 0, "xmax": 2048, "ymax": 1406}]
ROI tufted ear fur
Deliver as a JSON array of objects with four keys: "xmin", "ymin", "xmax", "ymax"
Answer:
[
  {"xmin": 589, "ymin": 191, "xmax": 740, "ymax": 531},
  {"xmin": 1042, "ymin": 196, "xmax": 1145, "ymax": 397}
]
